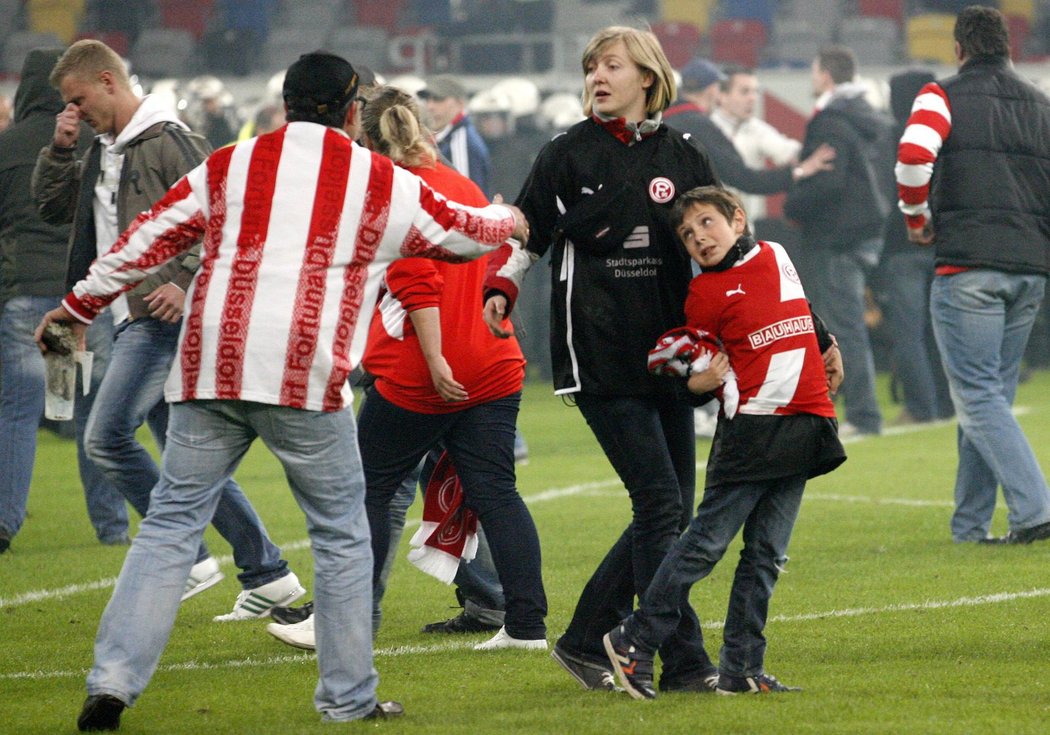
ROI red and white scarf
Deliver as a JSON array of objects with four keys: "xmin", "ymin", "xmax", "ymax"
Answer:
[{"xmin": 407, "ymin": 451, "xmax": 479, "ymax": 583}]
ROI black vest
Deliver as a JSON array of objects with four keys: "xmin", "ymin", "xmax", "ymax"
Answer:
[{"xmin": 932, "ymin": 55, "xmax": 1050, "ymax": 274}]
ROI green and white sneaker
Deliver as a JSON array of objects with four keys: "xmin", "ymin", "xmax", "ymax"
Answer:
[
  {"xmin": 182, "ymin": 556, "xmax": 224, "ymax": 601},
  {"xmin": 213, "ymin": 572, "xmax": 305, "ymax": 621}
]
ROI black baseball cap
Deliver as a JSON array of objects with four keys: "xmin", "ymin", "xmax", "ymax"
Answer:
[{"xmin": 283, "ymin": 51, "xmax": 359, "ymax": 116}]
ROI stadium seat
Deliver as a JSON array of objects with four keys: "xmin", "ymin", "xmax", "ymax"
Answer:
[
  {"xmin": 858, "ymin": 0, "xmax": 903, "ymax": 22},
  {"xmin": 906, "ymin": 13, "xmax": 957, "ymax": 66},
  {"xmin": 660, "ymin": 0, "xmax": 716, "ymax": 35},
  {"xmin": 27, "ymin": 0, "xmax": 85, "ymax": 44},
  {"xmin": 773, "ymin": 18, "xmax": 832, "ymax": 67},
  {"xmin": 709, "ymin": 18, "xmax": 767, "ymax": 68},
  {"xmin": 1005, "ymin": 14, "xmax": 1031, "ymax": 61},
  {"xmin": 651, "ymin": 20, "xmax": 701, "ymax": 69},
  {"xmin": 840, "ymin": 16, "xmax": 900, "ymax": 66},
  {"xmin": 326, "ymin": 24, "xmax": 389, "ymax": 73},
  {"xmin": 158, "ymin": 0, "xmax": 215, "ymax": 40},
  {"xmin": 1000, "ymin": 0, "xmax": 1036, "ymax": 22},
  {"xmin": 130, "ymin": 28, "xmax": 197, "ymax": 78},
  {"xmin": 721, "ymin": 0, "xmax": 775, "ymax": 29},
  {"xmin": 262, "ymin": 27, "xmax": 330, "ymax": 73},
  {"xmin": 2, "ymin": 30, "xmax": 65, "ymax": 74},
  {"xmin": 74, "ymin": 30, "xmax": 130, "ymax": 57},
  {"xmin": 353, "ymin": 0, "xmax": 405, "ymax": 33},
  {"xmin": 280, "ymin": 0, "xmax": 340, "ymax": 31}
]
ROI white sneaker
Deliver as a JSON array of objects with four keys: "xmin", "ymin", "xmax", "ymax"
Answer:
[
  {"xmin": 266, "ymin": 614, "xmax": 315, "ymax": 650},
  {"xmin": 182, "ymin": 556, "xmax": 224, "ymax": 601},
  {"xmin": 474, "ymin": 626, "xmax": 548, "ymax": 651},
  {"xmin": 213, "ymin": 572, "xmax": 306, "ymax": 621}
]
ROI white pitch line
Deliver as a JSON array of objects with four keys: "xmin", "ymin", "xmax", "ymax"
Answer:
[
  {"xmin": 0, "ymin": 412, "xmax": 979, "ymax": 611},
  {"xmin": 4, "ymin": 587, "xmax": 1050, "ymax": 682}
]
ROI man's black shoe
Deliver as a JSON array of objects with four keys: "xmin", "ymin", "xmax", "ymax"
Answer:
[
  {"xmin": 77, "ymin": 694, "xmax": 126, "ymax": 731},
  {"xmin": 0, "ymin": 532, "xmax": 10, "ymax": 554},
  {"xmin": 270, "ymin": 600, "xmax": 313, "ymax": 625},
  {"xmin": 420, "ymin": 610, "xmax": 500, "ymax": 634},
  {"xmin": 603, "ymin": 625, "xmax": 656, "ymax": 700},
  {"xmin": 363, "ymin": 701, "xmax": 404, "ymax": 720},
  {"xmin": 1003, "ymin": 520, "xmax": 1050, "ymax": 545},
  {"xmin": 716, "ymin": 672, "xmax": 801, "ymax": 695},
  {"xmin": 551, "ymin": 641, "xmax": 616, "ymax": 691},
  {"xmin": 660, "ymin": 667, "xmax": 720, "ymax": 693}
]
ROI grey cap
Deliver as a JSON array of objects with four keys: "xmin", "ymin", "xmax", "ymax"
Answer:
[{"xmin": 418, "ymin": 75, "xmax": 467, "ymax": 101}]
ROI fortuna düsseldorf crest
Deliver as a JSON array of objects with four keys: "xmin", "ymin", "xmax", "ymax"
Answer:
[{"xmin": 649, "ymin": 177, "xmax": 675, "ymax": 203}]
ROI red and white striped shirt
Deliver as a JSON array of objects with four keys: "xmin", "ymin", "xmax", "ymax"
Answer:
[
  {"xmin": 62, "ymin": 122, "xmax": 517, "ymax": 412},
  {"xmin": 895, "ymin": 82, "xmax": 952, "ymax": 231}
]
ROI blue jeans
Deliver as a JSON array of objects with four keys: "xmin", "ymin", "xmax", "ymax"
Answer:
[
  {"xmin": 882, "ymin": 251, "xmax": 953, "ymax": 421},
  {"xmin": 0, "ymin": 297, "xmax": 127, "ymax": 542},
  {"xmin": 87, "ymin": 401, "xmax": 378, "ymax": 721},
  {"xmin": 565, "ymin": 392, "xmax": 713, "ymax": 685},
  {"xmin": 930, "ymin": 270, "xmax": 1050, "ymax": 540},
  {"xmin": 84, "ymin": 318, "xmax": 287, "ymax": 586},
  {"xmin": 625, "ymin": 474, "xmax": 805, "ymax": 677},
  {"xmin": 378, "ymin": 456, "xmax": 505, "ymax": 631},
  {"xmin": 808, "ymin": 242, "xmax": 883, "ymax": 434},
  {"xmin": 358, "ymin": 388, "xmax": 545, "ymax": 640}
]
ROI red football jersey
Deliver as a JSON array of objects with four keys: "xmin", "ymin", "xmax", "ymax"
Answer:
[{"xmin": 685, "ymin": 241, "xmax": 835, "ymax": 418}]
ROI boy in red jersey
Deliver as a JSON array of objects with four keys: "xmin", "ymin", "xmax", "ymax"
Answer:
[{"xmin": 603, "ymin": 186, "xmax": 846, "ymax": 699}]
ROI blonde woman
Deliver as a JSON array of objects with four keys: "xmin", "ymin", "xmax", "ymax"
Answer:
[{"xmin": 483, "ymin": 26, "xmax": 720, "ymax": 689}]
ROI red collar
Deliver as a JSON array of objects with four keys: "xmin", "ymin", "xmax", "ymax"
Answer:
[{"xmin": 592, "ymin": 114, "xmax": 659, "ymax": 145}]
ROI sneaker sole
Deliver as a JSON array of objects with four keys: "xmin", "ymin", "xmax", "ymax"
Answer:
[
  {"xmin": 551, "ymin": 646, "xmax": 616, "ymax": 691},
  {"xmin": 181, "ymin": 570, "xmax": 225, "ymax": 602},
  {"xmin": 602, "ymin": 633, "xmax": 651, "ymax": 701},
  {"xmin": 214, "ymin": 584, "xmax": 307, "ymax": 622},
  {"xmin": 265, "ymin": 622, "xmax": 315, "ymax": 651}
]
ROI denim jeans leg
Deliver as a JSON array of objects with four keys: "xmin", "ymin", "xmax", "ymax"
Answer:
[
  {"xmin": 372, "ymin": 462, "xmax": 419, "ymax": 631},
  {"xmin": 811, "ymin": 247, "xmax": 882, "ymax": 433},
  {"xmin": 931, "ymin": 271, "xmax": 1050, "ymax": 538},
  {"xmin": 569, "ymin": 393, "xmax": 710, "ymax": 674},
  {"xmin": 358, "ymin": 389, "xmax": 448, "ymax": 602},
  {"xmin": 626, "ymin": 482, "xmax": 760, "ymax": 655},
  {"xmin": 86, "ymin": 401, "xmax": 254, "ymax": 706},
  {"xmin": 884, "ymin": 252, "xmax": 944, "ymax": 421},
  {"xmin": 0, "ymin": 298, "xmax": 50, "ymax": 538},
  {"xmin": 251, "ymin": 403, "xmax": 377, "ymax": 721},
  {"xmin": 84, "ymin": 318, "xmax": 212, "ymax": 562},
  {"xmin": 719, "ymin": 476, "xmax": 805, "ymax": 677},
  {"xmin": 455, "ymin": 525, "xmax": 507, "ymax": 624},
  {"xmin": 443, "ymin": 393, "xmax": 546, "ymax": 640}
]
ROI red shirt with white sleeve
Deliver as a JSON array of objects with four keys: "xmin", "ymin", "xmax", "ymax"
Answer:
[{"xmin": 362, "ymin": 161, "xmax": 524, "ymax": 413}]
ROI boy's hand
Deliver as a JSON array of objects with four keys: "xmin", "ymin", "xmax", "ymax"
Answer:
[
  {"xmin": 686, "ymin": 351, "xmax": 729, "ymax": 395},
  {"xmin": 823, "ymin": 343, "xmax": 844, "ymax": 396}
]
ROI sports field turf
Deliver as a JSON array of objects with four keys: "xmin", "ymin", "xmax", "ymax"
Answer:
[{"xmin": 3, "ymin": 375, "xmax": 1050, "ymax": 734}]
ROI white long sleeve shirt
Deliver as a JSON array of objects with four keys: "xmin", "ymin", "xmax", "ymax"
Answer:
[{"xmin": 63, "ymin": 122, "xmax": 517, "ymax": 412}]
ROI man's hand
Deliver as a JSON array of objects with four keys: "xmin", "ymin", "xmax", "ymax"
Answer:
[
  {"xmin": 54, "ymin": 104, "xmax": 80, "ymax": 149},
  {"xmin": 34, "ymin": 305, "xmax": 86, "ymax": 353},
  {"xmin": 907, "ymin": 222, "xmax": 934, "ymax": 246},
  {"xmin": 686, "ymin": 351, "xmax": 729, "ymax": 395},
  {"xmin": 144, "ymin": 283, "xmax": 186, "ymax": 323},
  {"xmin": 823, "ymin": 343, "xmax": 844, "ymax": 397},
  {"xmin": 794, "ymin": 143, "xmax": 836, "ymax": 179},
  {"xmin": 483, "ymin": 294, "xmax": 514, "ymax": 339}
]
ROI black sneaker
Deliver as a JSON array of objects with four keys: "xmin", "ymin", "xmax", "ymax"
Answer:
[
  {"xmin": 551, "ymin": 641, "xmax": 617, "ymax": 691},
  {"xmin": 420, "ymin": 610, "xmax": 501, "ymax": 634},
  {"xmin": 660, "ymin": 667, "xmax": 720, "ymax": 694},
  {"xmin": 1003, "ymin": 520, "xmax": 1050, "ymax": 545},
  {"xmin": 602, "ymin": 625, "xmax": 656, "ymax": 700},
  {"xmin": 716, "ymin": 672, "xmax": 801, "ymax": 695},
  {"xmin": 270, "ymin": 600, "xmax": 313, "ymax": 625},
  {"xmin": 77, "ymin": 694, "xmax": 126, "ymax": 731},
  {"xmin": 362, "ymin": 701, "xmax": 404, "ymax": 720}
]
